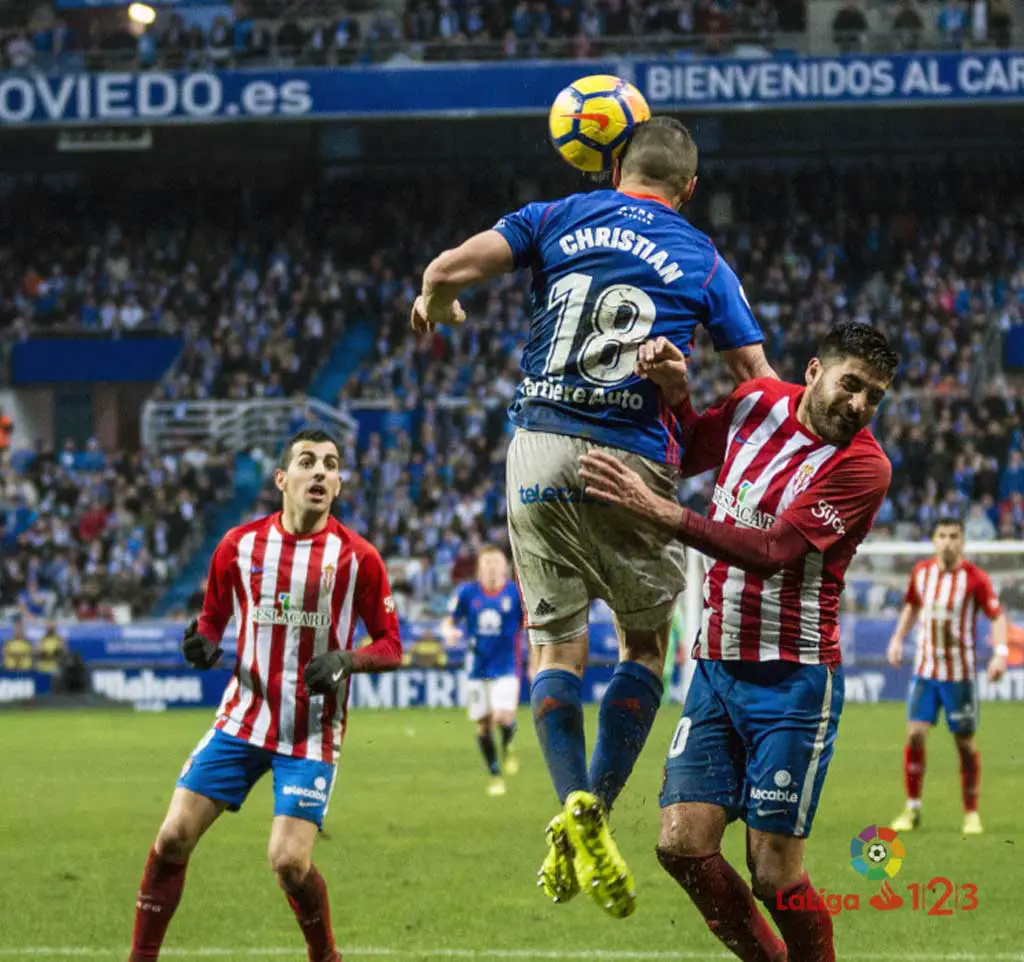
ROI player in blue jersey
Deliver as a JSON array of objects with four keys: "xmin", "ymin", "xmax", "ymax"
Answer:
[
  {"xmin": 411, "ymin": 118, "xmax": 775, "ymax": 918},
  {"xmin": 441, "ymin": 546, "xmax": 527, "ymax": 797}
]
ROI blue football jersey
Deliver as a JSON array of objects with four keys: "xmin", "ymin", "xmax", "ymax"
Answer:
[
  {"xmin": 493, "ymin": 189, "xmax": 764, "ymax": 465},
  {"xmin": 448, "ymin": 580, "xmax": 523, "ymax": 680}
]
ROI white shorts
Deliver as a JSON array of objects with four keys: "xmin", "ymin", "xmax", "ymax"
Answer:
[
  {"xmin": 466, "ymin": 675, "xmax": 521, "ymax": 721},
  {"xmin": 506, "ymin": 428, "xmax": 687, "ymax": 645}
]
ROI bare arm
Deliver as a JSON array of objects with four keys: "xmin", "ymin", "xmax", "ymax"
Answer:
[
  {"xmin": 988, "ymin": 611, "xmax": 1010, "ymax": 682},
  {"xmin": 886, "ymin": 602, "xmax": 920, "ymax": 668},
  {"xmin": 577, "ymin": 450, "xmax": 813, "ymax": 579},
  {"xmin": 412, "ymin": 230, "xmax": 515, "ymax": 333},
  {"xmin": 720, "ymin": 343, "xmax": 778, "ymax": 383},
  {"xmin": 439, "ymin": 614, "xmax": 462, "ymax": 649}
]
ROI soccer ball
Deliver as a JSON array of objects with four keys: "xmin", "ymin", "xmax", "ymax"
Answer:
[
  {"xmin": 866, "ymin": 843, "xmax": 888, "ymax": 864},
  {"xmin": 548, "ymin": 74, "xmax": 651, "ymax": 174}
]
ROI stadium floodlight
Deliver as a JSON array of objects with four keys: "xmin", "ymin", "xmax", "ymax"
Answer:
[{"xmin": 128, "ymin": 3, "xmax": 157, "ymax": 25}]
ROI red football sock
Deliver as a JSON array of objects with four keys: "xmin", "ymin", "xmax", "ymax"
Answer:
[
  {"xmin": 284, "ymin": 865, "xmax": 338, "ymax": 962},
  {"xmin": 656, "ymin": 850, "xmax": 786, "ymax": 962},
  {"xmin": 129, "ymin": 847, "xmax": 188, "ymax": 961},
  {"xmin": 762, "ymin": 873, "xmax": 834, "ymax": 962},
  {"xmin": 958, "ymin": 744, "xmax": 980, "ymax": 813},
  {"xmin": 904, "ymin": 742, "xmax": 925, "ymax": 802}
]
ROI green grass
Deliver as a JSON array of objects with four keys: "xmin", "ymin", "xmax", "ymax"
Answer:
[{"xmin": 2, "ymin": 703, "xmax": 1023, "ymax": 960}]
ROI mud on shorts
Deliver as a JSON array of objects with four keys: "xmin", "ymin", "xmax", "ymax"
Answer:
[{"xmin": 506, "ymin": 428, "xmax": 687, "ymax": 645}]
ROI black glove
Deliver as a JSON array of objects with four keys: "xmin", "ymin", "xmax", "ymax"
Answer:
[
  {"xmin": 182, "ymin": 618, "xmax": 223, "ymax": 670},
  {"xmin": 304, "ymin": 649, "xmax": 354, "ymax": 695}
]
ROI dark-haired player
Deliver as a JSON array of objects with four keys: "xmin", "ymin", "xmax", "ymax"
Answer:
[
  {"xmin": 412, "ymin": 117, "xmax": 775, "ymax": 918},
  {"xmin": 579, "ymin": 324, "xmax": 898, "ymax": 962},
  {"xmin": 127, "ymin": 429, "xmax": 402, "ymax": 962},
  {"xmin": 887, "ymin": 517, "xmax": 1008, "ymax": 836}
]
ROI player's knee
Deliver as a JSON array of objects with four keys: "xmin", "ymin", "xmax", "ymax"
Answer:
[
  {"xmin": 748, "ymin": 842, "xmax": 802, "ymax": 898},
  {"xmin": 476, "ymin": 717, "xmax": 493, "ymax": 736},
  {"xmin": 656, "ymin": 814, "xmax": 714, "ymax": 861},
  {"xmin": 908, "ymin": 729, "xmax": 927, "ymax": 750},
  {"xmin": 270, "ymin": 847, "xmax": 311, "ymax": 890},
  {"xmin": 155, "ymin": 819, "xmax": 200, "ymax": 861},
  {"xmin": 954, "ymin": 733, "xmax": 975, "ymax": 754}
]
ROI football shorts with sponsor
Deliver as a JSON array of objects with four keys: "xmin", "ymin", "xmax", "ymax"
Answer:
[
  {"xmin": 506, "ymin": 428, "xmax": 687, "ymax": 644},
  {"xmin": 661, "ymin": 658, "xmax": 844, "ymax": 839},
  {"xmin": 177, "ymin": 728, "xmax": 337, "ymax": 828},
  {"xmin": 466, "ymin": 674, "xmax": 521, "ymax": 721},
  {"xmin": 908, "ymin": 676, "xmax": 978, "ymax": 735}
]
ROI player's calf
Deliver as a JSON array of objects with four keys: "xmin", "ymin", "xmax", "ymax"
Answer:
[
  {"xmin": 271, "ymin": 818, "xmax": 338, "ymax": 962},
  {"xmin": 129, "ymin": 790, "xmax": 223, "ymax": 961},
  {"xmin": 748, "ymin": 831, "xmax": 833, "ymax": 962},
  {"xmin": 656, "ymin": 804, "xmax": 785, "ymax": 962}
]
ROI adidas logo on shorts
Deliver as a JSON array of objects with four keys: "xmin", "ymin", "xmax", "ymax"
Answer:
[{"xmin": 534, "ymin": 599, "xmax": 556, "ymax": 617}]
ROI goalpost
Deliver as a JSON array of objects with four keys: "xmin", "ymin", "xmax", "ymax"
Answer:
[{"xmin": 675, "ymin": 540, "xmax": 1024, "ymax": 702}]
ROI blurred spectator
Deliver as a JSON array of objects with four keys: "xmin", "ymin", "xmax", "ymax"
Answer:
[
  {"xmin": 5, "ymin": 31, "xmax": 33, "ymax": 69},
  {"xmin": 36, "ymin": 620, "xmax": 65, "ymax": 673},
  {"xmin": 3, "ymin": 615, "xmax": 33, "ymax": 671},
  {"xmin": 989, "ymin": 0, "xmax": 1014, "ymax": 47},
  {"xmin": 893, "ymin": 0, "xmax": 924, "ymax": 50},
  {"xmin": 833, "ymin": 0, "xmax": 868, "ymax": 52},
  {"xmin": 970, "ymin": 0, "xmax": 987, "ymax": 45},
  {"xmin": 1001, "ymin": 450, "xmax": 1024, "ymax": 500},
  {"xmin": 0, "ymin": 407, "xmax": 12, "ymax": 465},
  {"xmin": 937, "ymin": 0, "xmax": 967, "ymax": 47}
]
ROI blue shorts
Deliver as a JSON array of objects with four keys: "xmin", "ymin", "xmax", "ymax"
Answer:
[
  {"xmin": 908, "ymin": 676, "xmax": 978, "ymax": 735},
  {"xmin": 177, "ymin": 728, "xmax": 337, "ymax": 828},
  {"xmin": 661, "ymin": 659, "xmax": 844, "ymax": 839}
]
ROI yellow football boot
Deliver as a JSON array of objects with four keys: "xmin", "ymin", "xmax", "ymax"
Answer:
[
  {"xmin": 537, "ymin": 812, "xmax": 580, "ymax": 904},
  {"xmin": 563, "ymin": 790, "xmax": 636, "ymax": 919}
]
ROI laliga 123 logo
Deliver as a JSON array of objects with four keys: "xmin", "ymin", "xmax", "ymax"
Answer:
[{"xmin": 850, "ymin": 825, "xmax": 904, "ymax": 880}]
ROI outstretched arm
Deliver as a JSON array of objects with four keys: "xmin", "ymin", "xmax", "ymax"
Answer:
[
  {"xmin": 412, "ymin": 230, "xmax": 515, "ymax": 333},
  {"xmin": 578, "ymin": 450, "xmax": 812, "ymax": 578}
]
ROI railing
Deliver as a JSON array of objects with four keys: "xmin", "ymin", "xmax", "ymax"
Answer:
[{"xmin": 140, "ymin": 396, "xmax": 356, "ymax": 457}]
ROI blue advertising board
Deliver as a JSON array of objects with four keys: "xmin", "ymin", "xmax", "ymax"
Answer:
[
  {"xmin": 11, "ymin": 337, "xmax": 183, "ymax": 385},
  {"xmin": 2, "ymin": 52, "xmax": 1024, "ymax": 128},
  {"xmin": 4, "ymin": 664, "xmax": 1024, "ymax": 710}
]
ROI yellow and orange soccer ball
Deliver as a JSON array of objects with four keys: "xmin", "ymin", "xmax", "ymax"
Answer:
[{"xmin": 548, "ymin": 74, "xmax": 651, "ymax": 173}]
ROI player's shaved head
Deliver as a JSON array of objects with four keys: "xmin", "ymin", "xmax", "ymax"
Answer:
[
  {"xmin": 618, "ymin": 117, "xmax": 699, "ymax": 203},
  {"xmin": 279, "ymin": 428, "xmax": 340, "ymax": 470}
]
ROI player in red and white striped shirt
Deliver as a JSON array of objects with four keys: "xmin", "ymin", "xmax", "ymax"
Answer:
[
  {"xmin": 128, "ymin": 429, "xmax": 402, "ymax": 962},
  {"xmin": 580, "ymin": 324, "xmax": 897, "ymax": 962},
  {"xmin": 886, "ymin": 518, "xmax": 1008, "ymax": 837}
]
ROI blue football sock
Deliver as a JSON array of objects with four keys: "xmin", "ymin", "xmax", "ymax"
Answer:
[
  {"xmin": 531, "ymin": 669, "xmax": 589, "ymax": 803},
  {"xmin": 589, "ymin": 660, "xmax": 663, "ymax": 811}
]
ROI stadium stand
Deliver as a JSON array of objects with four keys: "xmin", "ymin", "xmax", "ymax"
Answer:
[
  {"xmin": 0, "ymin": 437, "xmax": 235, "ymax": 619},
  {"xmin": 2, "ymin": 158, "xmax": 1023, "ymax": 622}
]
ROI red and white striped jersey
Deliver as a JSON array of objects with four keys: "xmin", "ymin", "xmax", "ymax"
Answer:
[
  {"xmin": 682, "ymin": 378, "xmax": 891, "ymax": 666},
  {"xmin": 904, "ymin": 559, "xmax": 1003, "ymax": 682},
  {"xmin": 197, "ymin": 513, "xmax": 400, "ymax": 764}
]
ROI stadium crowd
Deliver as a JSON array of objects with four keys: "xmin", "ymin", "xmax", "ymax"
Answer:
[
  {"xmin": 0, "ymin": 435, "xmax": 235, "ymax": 619},
  {"xmin": 0, "ymin": 0, "xmax": 807, "ymax": 71},
  {"xmin": 3, "ymin": 160, "xmax": 1024, "ymax": 616}
]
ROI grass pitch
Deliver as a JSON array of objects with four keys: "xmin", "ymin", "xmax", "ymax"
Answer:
[{"xmin": 1, "ymin": 703, "xmax": 1022, "ymax": 960}]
